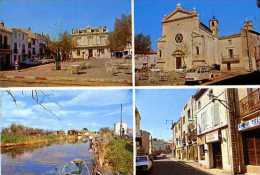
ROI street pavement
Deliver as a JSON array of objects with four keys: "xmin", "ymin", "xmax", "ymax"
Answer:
[
  {"xmin": 137, "ymin": 160, "xmax": 211, "ymax": 175},
  {"xmin": 209, "ymin": 71, "xmax": 260, "ymax": 85}
]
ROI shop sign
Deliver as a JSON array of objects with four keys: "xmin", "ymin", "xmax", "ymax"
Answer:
[
  {"xmin": 197, "ymin": 136, "xmax": 206, "ymax": 145},
  {"xmin": 206, "ymin": 130, "xmax": 219, "ymax": 143},
  {"xmin": 238, "ymin": 116, "xmax": 260, "ymax": 131}
]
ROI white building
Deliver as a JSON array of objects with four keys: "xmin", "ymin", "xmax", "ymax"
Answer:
[
  {"xmin": 11, "ymin": 28, "xmax": 28, "ymax": 66},
  {"xmin": 114, "ymin": 122, "xmax": 128, "ymax": 136},
  {"xmin": 195, "ymin": 89, "xmax": 233, "ymax": 172},
  {"xmin": 72, "ymin": 26, "xmax": 111, "ymax": 59}
]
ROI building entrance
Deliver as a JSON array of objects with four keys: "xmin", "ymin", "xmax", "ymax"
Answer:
[
  {"xmin": 176, "ymin": 57, "xmax": 182, "ymax": 69},
  {"xmin": 212, "ymin": 142, "xmax": 223, "ymax": 168}
]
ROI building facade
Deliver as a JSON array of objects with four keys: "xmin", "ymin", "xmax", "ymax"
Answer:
[
  {"xmin": 0, "ymin": 22, "xmax": 12, "ymax": 70},
  {"xmin": 171, "ymin": 96, "xmax": 198, "ymax": 161},
  {"xmin": 71, "ymin": 26, "xmax": 111, "ymax": 59},
  {"xmin": 11, "ymin": 28, "xmax": 28, "ymax": 66},
  {"xmin": 236, "ymin": 88, "xmax": 260, "ymax": 174},
  {"xmin": 157, "ymin": 4, "xmax": 260, "ymax": 72},
  {"xmin": 114, "ymin": 122, "xmax": 128, "ymax": 136},
  {"xmin": 195, "ymin": 89, "xmax": 234, "ymax": 172}
]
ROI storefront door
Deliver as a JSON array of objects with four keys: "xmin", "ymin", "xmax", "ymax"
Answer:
[
  {"xmin": 243, "ymin": 129, "xmax": 260, "ymax": 165},
  {"xmin": 212, "ymin": 142, "xmax": 223, "ymax": 168}
]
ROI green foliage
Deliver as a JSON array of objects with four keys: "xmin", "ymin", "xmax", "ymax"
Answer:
[
  {"xmin": 109, "ymin": 14, "xmax": 132, "ymax": 51},
  {"xmin": 105, "ymin": 138, "xmax": 133, "ymax": 175},
  {"xmin": 135, "ymin": 33, "xmax": 151, "ymax": 54}
]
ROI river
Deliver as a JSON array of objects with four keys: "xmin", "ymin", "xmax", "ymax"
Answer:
[{"xmin": 1, "ymin": 139, "xmax": 94, "ymax": 175}]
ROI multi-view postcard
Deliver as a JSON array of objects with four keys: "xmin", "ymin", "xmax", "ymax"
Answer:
[
  {"xmin": 135, "ymin": 0, "xmax": 260, "ymax": 86},
  {"xmin": 0, "ymin": 89, "xmax": 133, "ymax": 175},
  {"xmin": 0, "ymin": 0, "xmax": 132, "ymax": 87}
]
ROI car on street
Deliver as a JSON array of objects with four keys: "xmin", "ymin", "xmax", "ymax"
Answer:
[
  {"xmin": 136, "ymin": 155, "xmax": 152, "ymax": 171},
  {"xmin": 185, "ymin": 66, "xmax": 214, "ymax": 84}
]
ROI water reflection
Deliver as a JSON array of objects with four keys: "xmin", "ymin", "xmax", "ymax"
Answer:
[{"xmin": 1, "ymin": 139, "xmax": 93, "ymax": 175}]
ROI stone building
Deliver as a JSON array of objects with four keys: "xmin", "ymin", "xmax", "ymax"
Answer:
[
  {"xmin": 195, "ymin": 89, "xmax": 234, "ymax": 172},
  {"xmin": 71, "ymin": 26, "xmax": 111, "ymax": 59},
  {"xmin": 0, "ymin": 22, "xmax": 12, "ymax": 70},
  {"xmin": 157, "ymin": 4, "xmax": 260, "ymax": 72}
]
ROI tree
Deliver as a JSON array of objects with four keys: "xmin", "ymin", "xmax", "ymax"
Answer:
[
  {"xmin": 46, "ymin": 31, "xmax": 76, "ymax": 61},
  {"xmin": 108, "ymin": 14, "xmax": 132, "ymax": 51},
  {"xmin": 135, "ymin": 33, "xmax": 151, "ymax": 54},
  {"xmin": 258, "ymin": 0, "xmax": 260, "ymax": 8}
]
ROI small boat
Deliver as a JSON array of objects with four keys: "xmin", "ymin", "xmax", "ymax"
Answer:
[{"xmin": 60, "ymin": 159, "xmax": 91, "ymax": 175}]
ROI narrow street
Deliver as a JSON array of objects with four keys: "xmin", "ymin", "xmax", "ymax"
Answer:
[{"xmin": 137, "ymin": 160, "xmax": 211, "ymax": 175}]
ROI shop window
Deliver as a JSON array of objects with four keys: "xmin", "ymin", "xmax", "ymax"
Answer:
[{"xmin": 199, "ymin": 145, "xmax": 205, "ymax": 160}]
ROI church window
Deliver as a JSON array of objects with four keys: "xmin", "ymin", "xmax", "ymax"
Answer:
[
  {"xmin": 175, "ymin": 33, "xmax": 183, "ymax": 43},
  {"xmin": 196, "ymin": 46, "xmax": 200, "ymax": 55}
]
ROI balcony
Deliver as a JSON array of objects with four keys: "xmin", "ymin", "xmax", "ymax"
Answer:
[
  {"xmin": 240, "ymin": 89, "xmax": 260, "ymax": 117},
  {"xmin": 222, "ymin": 55, "xmax": 240, "ymax": 64},
  {"xmin": 0, "ymin": 45, "xmax": 11, "ymax": 53},
  {"xmin": 0, "ymin": 44, "xmax": 10, "ymax": 49}
]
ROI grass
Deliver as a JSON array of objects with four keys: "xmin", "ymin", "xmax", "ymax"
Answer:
[{"xmin": 105, "ymin": 137, "xmax": 133, "ymax": 175}]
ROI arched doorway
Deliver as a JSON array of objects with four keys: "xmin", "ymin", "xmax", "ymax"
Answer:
[{"xmin": 172, "ymin": 50, "xmax": 185, "ymax": 70}]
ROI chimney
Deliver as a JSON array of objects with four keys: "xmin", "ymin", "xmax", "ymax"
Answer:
[{"xmin": 243, "ymin": 20, "xmax": 253, "ymax": 31}]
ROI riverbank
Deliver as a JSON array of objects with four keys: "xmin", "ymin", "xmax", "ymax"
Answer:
[{"xmin": 1, "ymin": 134, "xmax": 78, "ymax": 149}]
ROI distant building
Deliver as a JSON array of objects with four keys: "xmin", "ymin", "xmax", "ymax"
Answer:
[
  {"xmin": 114, "ymin": 122, "xmax": 128, "ymax": 136},
  {"xmin": 71, "ymin": 26, "xmax": 111, "ymax": 59},
  {"xmin": 157, "ymin": 4, "xmax": 260, "ymax": 72},
  {"xmin": 152, "ymin": 138, "xmax": 171, "ymax": 154},
  {"xmin": 0, "ymin": 22, "xmax": 12, "ymax": 70}
]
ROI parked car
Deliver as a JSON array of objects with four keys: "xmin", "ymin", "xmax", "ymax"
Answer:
[
  {"xmin": 21, "ymin": 58, "xmax": 36, "ymax": 66},
  {"xmin": 185, "ymin": 66, "xmax": 214, "ymax": 84},
  {"xmin": 136, "ymin": 155, "xmax": 152, "ymax": 171}
]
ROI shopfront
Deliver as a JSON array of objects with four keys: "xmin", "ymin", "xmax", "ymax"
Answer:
[
  {"xmin": 206, "ymin": 130, "xmax": 223, "ymax": 169},
  {"xmin": 238, "ymin": 115, "xmax": 260, "ymax": 174}
]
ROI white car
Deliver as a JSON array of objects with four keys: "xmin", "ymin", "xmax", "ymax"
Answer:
[
  {"xmin": 185, "ymin": 66, "xmax": 214, "ymax": 84},
  {"xmin": 136, "ymin": 155, "xmax": 152, "ymax": 171}
]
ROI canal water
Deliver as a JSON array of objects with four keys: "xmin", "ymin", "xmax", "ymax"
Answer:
[{"xmin": 1, "ymin": 140, "xmax": 94, "ymax": 175}]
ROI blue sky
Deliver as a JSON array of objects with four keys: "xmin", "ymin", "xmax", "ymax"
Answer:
[
  {"xmin": 136, "ymin": 89, "xmax": 197, "ymax": 141},
  {"xmin": 0, "ymin": 89, "xmax": 133, "ymax": 132},
  {"xmin": 135, "ymin": 0, "xmax": 260, "ymax": 49},
  {"xmin": 0, "ymin": 0, "xmax": 130, "ymax": 39}
]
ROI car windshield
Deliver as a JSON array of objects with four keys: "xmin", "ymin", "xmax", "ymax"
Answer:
[{"xmin": 136, "ymin": 156, "xmax": 148, "ymax": 162}]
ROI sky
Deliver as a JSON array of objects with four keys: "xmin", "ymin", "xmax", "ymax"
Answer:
[
  {"xmin": 135, "ymin": 0, "xmax": 260, "ymax": 49},
  {"xmin": 0, "ymin": 89, "xmax": 133, "ymax": 132},
  {"xmin": 0, "ymin": 0, "xmax": 130, "ymax": 39},
  {"xmin": 136, "ymin": 89, "xmax": 197, "ymax": 141}
]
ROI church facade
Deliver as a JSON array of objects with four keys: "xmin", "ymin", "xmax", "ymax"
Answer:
[{"xmin": 157, "ymin": 4, "xmax": 260, "ymax": 72}]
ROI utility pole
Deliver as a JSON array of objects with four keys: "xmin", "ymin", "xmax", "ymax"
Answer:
[{"xmin": 120, "ymin": 104, "xmax": 123, "ymax": 137}]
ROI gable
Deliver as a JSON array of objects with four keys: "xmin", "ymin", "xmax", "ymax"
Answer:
[{"xmin": 164, "ymin": 9, "xmax": 197, "ymax": 22}]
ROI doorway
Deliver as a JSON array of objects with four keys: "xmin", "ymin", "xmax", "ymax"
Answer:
[
  {"xmin": 88, "ymin": 49, "xmax": 93, "ymax": 58},
  {"xmin": 176, "ymin": 57, "xmax": 182, "ymax": 69},
  {"xmin": 227, "ymin": 63, "xmax": 231, "ymax": 71},
  {"xmin": 212, "ymin": 142, "xmax": 222, "ymax": 168}
]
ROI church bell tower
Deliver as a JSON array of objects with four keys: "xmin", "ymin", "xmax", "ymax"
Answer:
[{"xmin": 209, "ymin": 16, "xmax": 219, "ymax": 37}]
